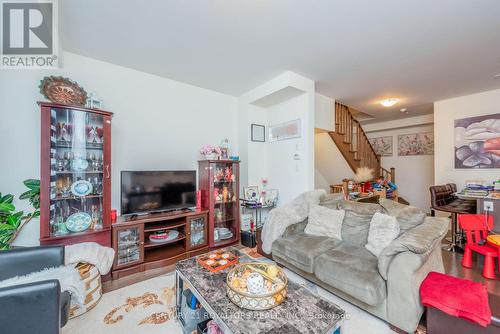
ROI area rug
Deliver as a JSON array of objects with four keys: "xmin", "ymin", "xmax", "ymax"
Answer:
[
  {"xmin": 63, "ymin": 273, "xmax": 182, "ymax": 334},
  {"xmin": 64, "ymin": 250, "xmax": 426, "ymax": 334}
]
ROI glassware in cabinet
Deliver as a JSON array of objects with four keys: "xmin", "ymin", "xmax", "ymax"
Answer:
[
  {"xmin": 114, "ymin": 224, "xmax": 144, "ymax": 269},
  {"xmin": 39, "ymin": 103, "xmax": 112, "ymax": 246},
  {"xmin": 187, "ymin": 214, "xmax": 208, "ymax": 250}
]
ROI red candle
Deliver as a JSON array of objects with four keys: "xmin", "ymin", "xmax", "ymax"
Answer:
[{"xmin": 110, "ymin": 209, "xmax": 117, "ymax": 224}]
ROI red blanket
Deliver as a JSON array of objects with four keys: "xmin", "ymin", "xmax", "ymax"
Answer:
[{"xmin": 420, "ymin": 272, "xmax": 491, "ymax": 327}]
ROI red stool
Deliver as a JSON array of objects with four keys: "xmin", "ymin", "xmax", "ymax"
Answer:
[{"xmin": 458, "ymin": 214, "xmax": 497, "ymax": 279}]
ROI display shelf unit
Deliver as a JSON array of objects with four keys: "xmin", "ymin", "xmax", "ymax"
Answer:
[
  {"xmin": 39, "ymin": 102, "xmax": 113, "ymax": 247},
  {"xmin": 111, "ymin": 209, "xmax": 209, "ymax": 279},
  {"xmin": 198, "ymin": 160, "xmax": 241, "ymax": 249}
]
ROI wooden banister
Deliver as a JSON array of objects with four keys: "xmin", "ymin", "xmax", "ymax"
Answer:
[{"xmin": 328, "ymin": 101, "xmax": 395, "ymax": 183}]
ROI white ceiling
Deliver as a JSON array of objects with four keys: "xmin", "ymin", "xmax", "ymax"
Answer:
[{"xmin": 61, "ymin": 0, "xmax": 500, "ymax": 122}]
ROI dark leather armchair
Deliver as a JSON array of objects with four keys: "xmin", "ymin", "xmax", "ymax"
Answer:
[
  {"xmin": 429, "ymin": 183, "xmax": 476, "ymax": 251},
  {"xmin": 0, "ymin": 246, "xmax": 70, "ymax": 334}
]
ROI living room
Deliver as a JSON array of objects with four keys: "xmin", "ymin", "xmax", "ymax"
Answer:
[{"xmin": 1, "ymin": 1, "xmax": 500, "ymax": 334}]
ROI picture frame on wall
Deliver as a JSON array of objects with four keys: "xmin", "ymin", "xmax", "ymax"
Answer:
[
  {"xmin": 398, "ymin": 132, "xmax": 434, "ymax": 156},
  {"xmin": 454, "ymin": 113, "xmax": 500, "ymax": 168},
  {"xmin": 369, "ymin": 136, "xmax": 393, "ymax": 156},
  {"xmin": 268, "ymin": 119, "xmax": 301, "ymax": 142},
  {"xmin": 251, "ymin": 124, "xmax": 265, "ymax": 142}
]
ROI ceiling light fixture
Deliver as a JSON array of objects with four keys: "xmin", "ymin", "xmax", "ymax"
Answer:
[
  {"xmin": 380, "ymin": 98, "xmax": 399, "ymax": 107},
  {"xmin": 400, "ymin": 108, "xmax": 407, "ymax": 113}
]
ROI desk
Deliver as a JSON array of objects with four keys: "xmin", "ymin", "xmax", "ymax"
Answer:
[{"xmin": 455, "ymin": 192, "xmax": 500, "ymax": 234}]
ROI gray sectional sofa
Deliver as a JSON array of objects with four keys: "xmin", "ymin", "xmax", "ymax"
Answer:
[{"xmin": 270, "ymin": 197, "xmax": 449, "ymax": 333}]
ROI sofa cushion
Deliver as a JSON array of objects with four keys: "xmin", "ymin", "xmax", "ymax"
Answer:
[
  {"xmin": 338, "ymin": 200, "xmax": 382, "ymax": 215},
  {"xmin": 379, "ymin": 198, "xmax": 426, "ymax": 234},
  {"xmin": 319, "ymin": 193, "xmax": 343, "ymax": 209},
  {"xmin": 365, "ymin": 212, "xmax": 400, "ymax": 257},
  {"xmin": 272, "ymin": 232, "xmax": 340, "ymax": 273},
  {"xmin": 314, "ymin": 244, "xmax": 387, "ymax": 306},
  {"xmin": 305, "ymin": 205, "xmax": 344, "ymax": 240},
  {"xmin": 341, "ymin": 210, "xmax": 372, "ymax": 246}
]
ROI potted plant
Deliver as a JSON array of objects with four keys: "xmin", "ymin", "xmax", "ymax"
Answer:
[
  {"xmin": 0, "ymin": 179, "xmax": 40, "ymax": 250},
  {"xmin": 200, "ymin": 144, "xmax": 221, "ymax": 160}
]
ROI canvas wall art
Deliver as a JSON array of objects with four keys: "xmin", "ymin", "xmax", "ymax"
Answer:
[
  {"xmin": 398, "ymin": 132, "xmax": 434, "ymax": 156},
  {"xmin": 268, "ymin": 119, "xmax": 301, "ymax": 142},
  {"xmin": 454, "ymin": 113, "xmax": 500, "ymax": 168},
  {"xmin": 369, "ymin": 136, "xmax": 393, "ymax": 156}
]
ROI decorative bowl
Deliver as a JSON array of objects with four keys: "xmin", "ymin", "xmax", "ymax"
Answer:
[
  {"xmin": 39, "ymin": 76, "xmax": 88, "ymax": 106},
  {"xmin": 226, "ymin": 262, "xmax": 288, "ymax": 310}
]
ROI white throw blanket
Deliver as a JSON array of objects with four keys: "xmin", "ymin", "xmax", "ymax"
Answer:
[
  {"xmin": 65, "ymin": 242, "xmax": 115, "ymax": 275},
  {"xmin": 261, "ymin": 189, "xmax": 326, "ymax": 254},
  {"xmin": 0, "ymin": 265, "xmax": 85, "ymax": 306}
]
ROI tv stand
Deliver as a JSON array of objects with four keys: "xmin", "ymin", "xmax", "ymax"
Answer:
[{"xmin": 111, "ymin": 209, "xmax": 209, "ymax": 279}]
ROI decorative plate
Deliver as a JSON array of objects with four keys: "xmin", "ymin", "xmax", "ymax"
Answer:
[
  {"xmin": 65, "ymin": 212, "xmax": 92, "ymax": 233},
  {"xmin": 39, "ymin": 76, "xmax": 88, "ymax": 106},
  {"xmin": 71, "ymin": 157, "xmax": 89, "ymax": 172},
  {"xmin": 71, "ymin": 180, "xmax": 93, "ymax": 197},
  {"xmin": 148, "ymin": 230, "xmax": 179, "ymax": 243}
]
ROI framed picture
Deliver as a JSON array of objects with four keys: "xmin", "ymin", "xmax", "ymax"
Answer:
[
  {"xmin": 251, "ymin": 124, "xmax": 265, "ymax": 142},
  {"xmin": 369, "ymin": 136, "xmax": 393, "ymax": 156},
  {"xmin": 268, "ymin": 119, "xmax": 301, "ymax": 142},
  {"xmin": 398, "ymin": 132, "xmax": 434, "ymax": 156},
  {"xmin": 454, "ymin": 113, "xmax": 500, "ymax": 168},
  {"xmin": 264, "ymin": 189, "xmax": 279, "ymax": 207},
  {"xmin": 243, "ymin": 186, "xmax": 259, "ymax": 201}
]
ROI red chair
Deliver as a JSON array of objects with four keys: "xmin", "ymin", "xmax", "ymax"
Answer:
[{"xmin": 459, "ymin": 214, "xmax": 497, "ymax": 279}]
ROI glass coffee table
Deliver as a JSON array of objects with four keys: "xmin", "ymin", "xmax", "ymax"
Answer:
[{"xmin": 175, "ymin": 247, "xmax": 344, "ymax": 334}]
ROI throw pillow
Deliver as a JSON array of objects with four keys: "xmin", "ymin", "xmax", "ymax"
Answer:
[
  {"xmin": 305, "ymin": 204, "xmax": 345, "ymax": 240},
  {"xmin": 365, "ymin": 212, "xmax": 400, "ymax": 257},
  {"xmin": 379, "ymin": 198, "xmax": 426, "ymax": 234}
]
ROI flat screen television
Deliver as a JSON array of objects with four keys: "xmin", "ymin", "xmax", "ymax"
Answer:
[{"xmin": 121, "ymin": 170, "xmax": 196, "ymax": 216}]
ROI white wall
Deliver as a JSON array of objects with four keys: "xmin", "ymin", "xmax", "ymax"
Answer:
[
  {"xmin": 238, "ymin": 72, "xmax": 315, "ymax": 204},
  {"xmin": 315, "ymin": 93, "xmax": 334, "ymax": 131},
  {"xmin": 314, "ymin": 132, "xmax": 355, "ymax": 191},
  {"xmin": 434, "ymin": 88, "xmax": 500, "ymax": 190},
  {"xmin": 366, "ymin": 124, "xmax": 435, "ymax": 210},
  {"xmin": 0, "ymin": 52, "xmax": 238, "ymax": 246}
]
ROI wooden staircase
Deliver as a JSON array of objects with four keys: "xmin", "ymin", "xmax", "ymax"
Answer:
[{"xmin": 328, "ymin": 101, "xmax": 395, "ymax": 182}]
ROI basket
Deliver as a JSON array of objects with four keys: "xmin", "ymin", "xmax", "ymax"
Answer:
[
  {"xmin": 226, "ymin": 262, "xmax": 288, "ymax": 310},
  {"xmin": 69, "ymin": 262, "xmax": 102, "ymax": 319}
]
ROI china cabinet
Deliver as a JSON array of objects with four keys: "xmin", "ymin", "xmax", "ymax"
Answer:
[
  {"xmin": 198, "ymin": 160, "xmax": 240, "ymax": 249},
  {"xmin": 39, "ymin": 102, "xmax": 112, "ymax": 246}
]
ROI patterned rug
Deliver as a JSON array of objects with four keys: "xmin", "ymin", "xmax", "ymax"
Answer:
[
  {"xmin": 64, "ymin": 248, "xmax": 426, "ymax": 334},
  {"xmin": 63, "ymin": 273, "xmax": 181, "ymax": 334}
]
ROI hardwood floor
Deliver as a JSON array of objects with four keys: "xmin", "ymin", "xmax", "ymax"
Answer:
[
  {"xmin": 102, "ymin": 264, "xmax": 175, "ymax": 293},
  {"xmin": 442, "ymin": 249, "xmax": 500, "ymax": 296}
]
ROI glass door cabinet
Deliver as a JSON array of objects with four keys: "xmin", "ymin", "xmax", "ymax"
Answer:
[
  {"xmin": 198, "ymin": 160, "xmax": 240, "ymax": 248},
  {"xmin": 113, "ymin": 224, "xmax": 144, "ymax": 269},
  {"xmin": 39, "ymin": 102, "xmax": 112, "ymax": 246}
]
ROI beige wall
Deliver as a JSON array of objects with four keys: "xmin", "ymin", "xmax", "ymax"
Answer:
[{"xmin": 434, "ymin": 88, "xmax": 500, "ymax": 190}]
